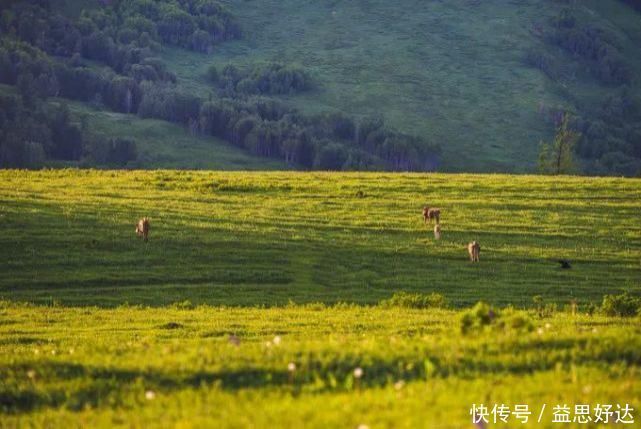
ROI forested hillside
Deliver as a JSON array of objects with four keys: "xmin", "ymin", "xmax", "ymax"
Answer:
[{"xmin": 1, "ymin": 0, "xmax": 640, "ymax": 175}]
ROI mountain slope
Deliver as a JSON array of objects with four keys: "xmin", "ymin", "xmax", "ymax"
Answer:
[
  {"xmin": 168, "ymin": 0, "xmax": 641, "ymax": 172},
  {"xmin": 1, "ymin": 0, "xmax": 640, "ymax": 174}
]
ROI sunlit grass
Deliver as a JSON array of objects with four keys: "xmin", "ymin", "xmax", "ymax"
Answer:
[
  {"xmin": 0, "ymin": 170, "xmax": 639, "ymax": 306},
  {"xmin": 1, "ymin": 303, "xmax": 640, "ymax": 427},
  {"xmin": 0, "ymin": 170, "xmax": 639, "ymax": 427}
]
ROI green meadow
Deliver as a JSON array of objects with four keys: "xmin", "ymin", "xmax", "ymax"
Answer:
[
  {"xmin": 165, "ymin": 0, "xmax": 641, "ymax": 172},
  {"xmin": 0, "ymin": 170, "xmax": 640, "ymax": 427}
]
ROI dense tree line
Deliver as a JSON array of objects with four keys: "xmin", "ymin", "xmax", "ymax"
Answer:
[
  {"xmin": 575, "ymin": 92, "xmax": 641, "ymax": 176},
  {"xmin": 0, "ymin": 0, "xmax": 239, "ymax": 58},
  {"xmin": 620, "ymin": 0, "xmax": 641, "ymax": 12},
  {"xmin": 0, "ymin": 0, "xmax": 234, "ymax": 87},
  {"xmin": 0, "ymin": 0, "xmax": 439, "ymax": 171},
  {"xmin": 0, "ymin": 92, "xmax": 137, "ymax": 167},
  {"xmin": 0, "ymin": 94, "xmax": 78, "ymax": 167},
  {"xmin": 525, "ymin": 7, "xmax": 641, "ymax": 176},
  {"xmin": 0, "ymin": 40, "xmax": 143, "ymax": 113},
  {"xmin": 546, "ymin": 9, "xmax": 630, "ymax": 85},
  {"xmin": 197, "ymin": 98, "xmax": 437, "ymax": 169},
  {"xmin": 197, "ymin": 97, "xmax": 438, "ymax": 170},
  {"xmin": 211, "ymin": 63, "xmax": 312, "ymax": 96},
  {"xmin": 0, "ymin": 38, "xmax": 438, "ymax": 170}
]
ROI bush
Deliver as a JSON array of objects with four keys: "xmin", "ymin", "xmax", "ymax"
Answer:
[
  {"xmin": 498, "ymin": 309, "xmax": 534, "ymax": 333},
  {"xmin": 218, "ymin": 62, "xmax": 311, "ymax": 95},
  {"xmin": 379, "ymin": 292, "xmax": 447, "ymax": 309},
  {"xmin": 532, "ymin": 295, "xmax": 557, "ymax": 318},
  {"xmin": 460, "ymin": 302, "xmax": 534, "ymax": 335},
  {"xmin": 601, "ymin": 292, "xmax": 641, "ymax": 317},
  {"xmin": 460, "ymin": 302, "xmax": 498, "ymax": 334}
]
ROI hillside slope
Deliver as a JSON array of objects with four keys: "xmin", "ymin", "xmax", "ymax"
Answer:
[
  {"xmin": 1, "ymin": 0, "xmax": 641, "ymax": 174},
  {"xmin": 171, "ymin": 0, "xmax": 641, "ymax": 172}
]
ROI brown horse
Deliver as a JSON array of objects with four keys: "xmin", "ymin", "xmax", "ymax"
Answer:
[
  {"xmin": 422, "ymin": 206, "xmax": 441, "ymax": 224},
  {"xmin": 467, "ymin": 241, "xmax": 480, "ymax": 262},
  {"xmin": 136, "ymin": 217, "xmax": 150, "ymax": 242}
]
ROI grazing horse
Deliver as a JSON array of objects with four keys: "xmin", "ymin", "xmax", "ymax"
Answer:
[
  {"xmin": 467, "ymin": 241, "xmax": 480, "ymax": 262},
  {"xmin": 136, "ymin": 217, "xmax": 150, "ymax": 242},
  {"xmin": 433, "ymin": 224, "xmax": 441, "ymax": 240},
  {"xmin": 422, "ymin": 206, "xmax": 441, "ymax": 224}
]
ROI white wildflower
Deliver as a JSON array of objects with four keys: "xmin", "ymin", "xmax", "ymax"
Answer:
[{"xmin": 353, "ymin": 367, "xmax": 363, "ymax": 379}]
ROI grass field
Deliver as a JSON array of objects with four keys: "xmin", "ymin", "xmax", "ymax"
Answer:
[
  {"xmin": 1, "ymin": 170, "xmax": 638, "ymax": 306},
  {"xmin": 0, "ymin": 170, "xmax": 640, "ymax": 427},
  {"xmin": 164, "ymin": 0, "xmax": 641, "ymax": 172},
  {"xmin": 1, "ymin": 304, "xmax": 640, "ymax": 428}
]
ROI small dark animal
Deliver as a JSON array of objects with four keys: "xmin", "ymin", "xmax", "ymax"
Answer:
[
  {"xmin": 136, "ymin": 217, "xmax": 150, "ymax": 242},
  {"xmin": 423, "ymin": 206, "xmax": 441, "ymax": 224},
  {"xmin": 557, "ymin": 259, "xmax": 571, "ymax": 269},
  {"xmin": 433, "ymin": 224, "xmax": 441, "ymax": 240},
  {"xmin": 467, "ymin": 241, "xmax": 480, "ymax": 262}
]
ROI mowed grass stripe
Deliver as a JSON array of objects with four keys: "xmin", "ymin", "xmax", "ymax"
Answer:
[{"xmin": 0, "ymin": 170, "xmax": 639, "ymax": 307}]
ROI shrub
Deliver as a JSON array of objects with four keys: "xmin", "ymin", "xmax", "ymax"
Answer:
[
  {"xmin": 218, "ymin": 62, "xmax": 311, "ymax": 95},
  {"xmin": 532, "ymin": 295, "xmax": 557, "ymax": 318},
  {"xmin": 601, "ymin": 292, "xmax": 641, "ymax": 317},
  {"xmin": 498, "ymin": 309, "xmax": 534, "ymax": 333},
  {"xmin": 170, "ymin": 300, "xmax": 194, "ymax": 310},
  {"xmin": 460, "ymin": 302, "xmax": 534, "ymax": 335},
  {"xmin": 379, "ymin": 292, "xmax": 447, "ymax": 309},
  {"xmin": 460, "ymin": 301, "xmax": 498, "ymax": 334}
]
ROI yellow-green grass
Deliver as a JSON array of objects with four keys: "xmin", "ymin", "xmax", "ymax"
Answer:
[
  {"xmin": 0, "ymin": 170, "xmax": 640, "ymax": 427},
  {"xmin": 0, "ymin": 303, "xmax": 640, "ymax": 428},
  {"xmin": 0, "ymin": 170, "xmax": 639, "ymax": 307}
]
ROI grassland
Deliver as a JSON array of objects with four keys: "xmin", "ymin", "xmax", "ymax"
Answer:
[
  {"xmin": 0, "ymin": 170, "xmax": 638, "ymax": 306},
  {"xmin": 162, "ymin": 0, "xmax": 641, "ymax": 172},
  {"xmin": 1, "ymin": 303, "xmax": 640, "ymax": 428},
  {"xmin": 0, "ymin": 170, "xmax": 640, "ymax": 427}
]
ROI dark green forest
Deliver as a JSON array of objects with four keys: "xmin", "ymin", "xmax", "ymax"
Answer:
[{"xmin": 0, "ymin": 0, "xmax": 640, "ymax": 175}]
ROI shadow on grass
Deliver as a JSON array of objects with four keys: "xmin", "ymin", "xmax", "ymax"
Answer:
[{"xmin": 3, "ymin": 338, "xmax": 640, "ymax": 414}]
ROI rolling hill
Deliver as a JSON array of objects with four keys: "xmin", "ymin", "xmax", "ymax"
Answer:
[{"xmin": 1, "ymin": 0, "xmax": 641, "ymax": 173}]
